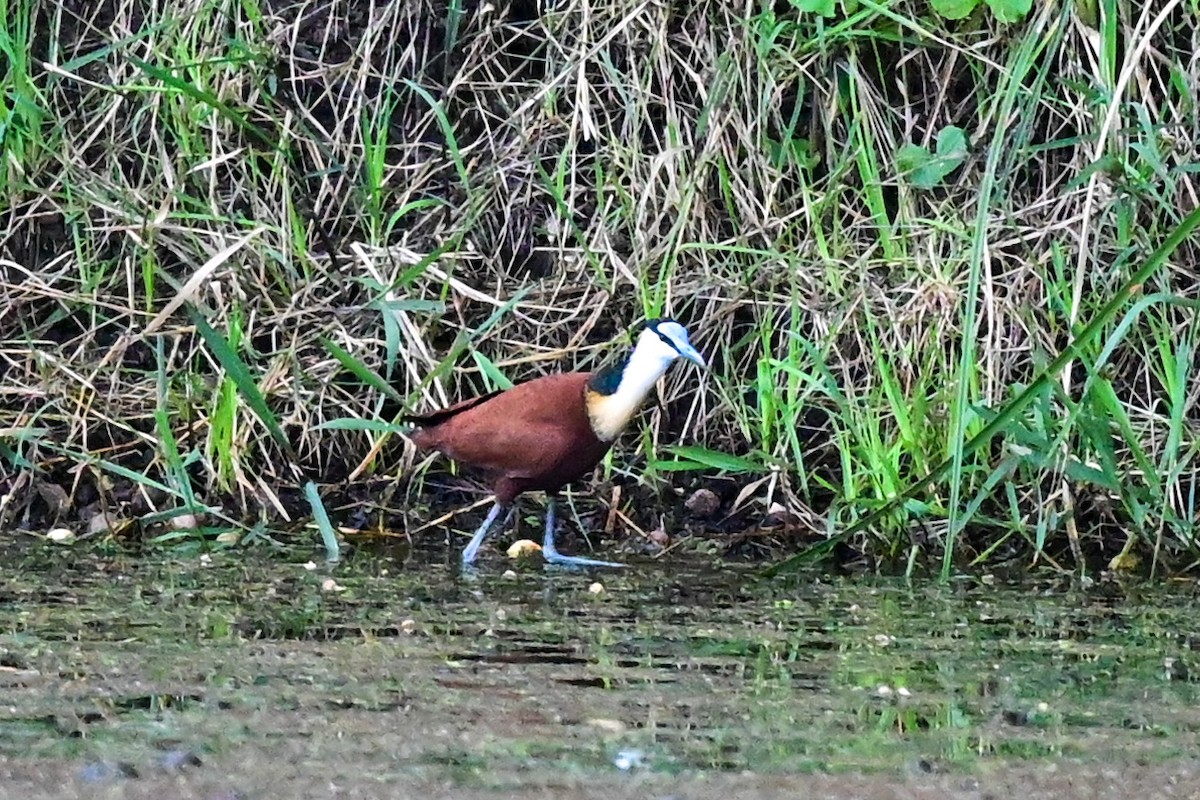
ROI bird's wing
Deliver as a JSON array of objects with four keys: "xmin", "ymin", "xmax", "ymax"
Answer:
[
  {"xmin": 402, "ymin": 390, "xmax": 503, "ymax": 427},
  {"xmin": 420, "ymin": 374, "xmax": 595, "ymax": 478}
]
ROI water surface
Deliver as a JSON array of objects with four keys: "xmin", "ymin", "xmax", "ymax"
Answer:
[{"xmin": 2, "ymin": 536, "xmax": 1198, "ymax": 798}]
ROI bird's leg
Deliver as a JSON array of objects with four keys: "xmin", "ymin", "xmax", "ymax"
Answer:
[
  {"xmin": 541, "ymin": 497, "xmax": 625, "ymax": 569},
  {"xmin": 461, "ymin": 501, "xmax": 514, "ymax": 565}
]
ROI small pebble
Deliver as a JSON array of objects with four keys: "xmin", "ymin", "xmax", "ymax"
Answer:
[
  {"xmin": 88, "ymin": 514, "xmax": 118, "ymax": 536},
  {"xmin": 647, "ymin": 526, "xmax": 670, "ymax": 548},
  {"xmin": 46, "ymin": 528, "xmax": 76, "ymax": 544},
  {"xmin": 587, "ymin": 718, "xmax": 627, "ymax": 733},
  {"xmin": 170, "ymin": 513, "xmax": 201, "ymax": 531},
  {"xmin": 501, "ymin": 569, "xmax": 518, "ymax": 579},
  {"xmin": 507, "ymin": 539, "xmax": 542, "ymax": 558},
  {"xmin": 684, "ymin": 488, "xmax": 720, "ymax": 517},
  {"xmin": 302, "ymin": 561, "xmax": 317, "ymax": 571},
  {"xmin": 613, "ymin": 748, "xmax": 647, "ymax": 771},
  {"xmin": 763, "ymin": 501, "xmax": 796, "ymax": 526},
  {"xmin": 588, "ymin": 582, "xmax": 605, "ymax": 595},
  {"xmin": 320, "ymin": 578, "xmax": 345, "ymax": 592},
  {"xmin": 400, "ymin": 618, "xmax": 416, "ymax": 634},
  {"xmin": 875, "ymin": 684, "xmax": 893, "ymax": 697}
]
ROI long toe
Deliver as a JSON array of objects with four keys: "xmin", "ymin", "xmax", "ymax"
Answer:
[
  {"xmin": 542, "ymin": 551, "xmax": 626, "ymax": 569},
  {"xmin": 540, "ymin": 499, "xmax": 624, "ymax": 569}
]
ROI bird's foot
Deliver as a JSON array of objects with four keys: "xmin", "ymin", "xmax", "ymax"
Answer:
[
  {"xmin": 458, "ymin": 560, "xmax": 484, "ymax": 583},
  {"xmin": 541, "ymin": 500, "xmax": 625, "ymax": 569},
  {"xmin": 542, "ymin": 547, "xmax": 626, "ymax": 569}
]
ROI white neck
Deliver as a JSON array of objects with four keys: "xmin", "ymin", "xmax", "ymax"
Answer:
[{"xmin": 587, "ymin": 342, "xmax": 677, "ymax": 442}]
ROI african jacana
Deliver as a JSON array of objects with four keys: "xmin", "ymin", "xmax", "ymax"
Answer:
[{"xmin": 406, "ymin": 319, "xmax": 706, "ymax": 568}]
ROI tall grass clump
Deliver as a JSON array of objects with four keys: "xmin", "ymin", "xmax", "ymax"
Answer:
[{"xmin": 1, "ymin": 0, "xmax": 1198, "ymax": 577}]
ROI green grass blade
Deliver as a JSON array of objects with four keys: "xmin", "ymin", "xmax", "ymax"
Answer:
[
  {"xmin": 305, "ymin": 481, "xmax": 340, "ymax": 563},
  {"xmin": 321, "ymin": 336, "xmax": 405, "ymax": 403},
  {"xmin": 187, "ymin": 305, "xmax": 298, "ymax": 463}
]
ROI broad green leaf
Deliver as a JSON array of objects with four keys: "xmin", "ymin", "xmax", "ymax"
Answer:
[
  {"xmin": 935, "ymin": 125, "xmax": 968, "ymax": 162},
  {"xmin": 791, "ymin": 0, "xmax": 836, "ymax": 16},
  {"xmin": 897, "ymin": 126, "xmax": 968, "ymax": 189},
  {"xmin": 896, "ymin": 143, "xmax": 932, "ymax": 178},
  {"xmin": 986, "ymin": 0, "xmax": 1032, "ymax": 23},
  {"xmin": 931, "ymin": 0, "xmax": 979, "ymax": 19}
]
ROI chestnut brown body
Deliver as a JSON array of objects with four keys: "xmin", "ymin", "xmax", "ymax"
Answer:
[{"xmin": 406, "ymin": 373, "xmax": 613, "ymax": 503}]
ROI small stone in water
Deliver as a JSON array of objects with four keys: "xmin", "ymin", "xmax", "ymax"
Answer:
[
  {"xmin": 613, "ymin": 748, "xmax": 647, "ymax": 771},
  {"xmin": 79, "ymin": 760, "xmax": 139, "ymax": 783},
  {"xmin": 46, "ymin": 528, "xmax": 76, "ymax": 544},
  {"xmin": 158, "ymin": 748, "xmax": 203, "ymax": 770},
  {"xmin": 507, "ymin": 539, "xmax": 542, "ymax": 558}
]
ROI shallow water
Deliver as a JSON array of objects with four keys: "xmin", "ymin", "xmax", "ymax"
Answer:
[{"xmin": 2, "ymin": 536, "xmax": 1200, "ymax": 798}]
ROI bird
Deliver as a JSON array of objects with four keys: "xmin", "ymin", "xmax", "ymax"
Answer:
[{"xmin": 404, "ymin": 318, "xmax": 706, "ymax": 568}]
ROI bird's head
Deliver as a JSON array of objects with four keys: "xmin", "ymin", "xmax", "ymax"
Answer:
[
  {"xmin": 584, "ymin": 317, "xmax": 706, "ymax": 441},
  {"xmin": 633, "ymin": 318, "xmax": 707, "ymax": 370}
]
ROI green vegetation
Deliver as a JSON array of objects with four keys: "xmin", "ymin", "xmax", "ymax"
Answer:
[{"xmin": 2, "ymin": 0, "xmax": 1199, "ymax": 577}]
